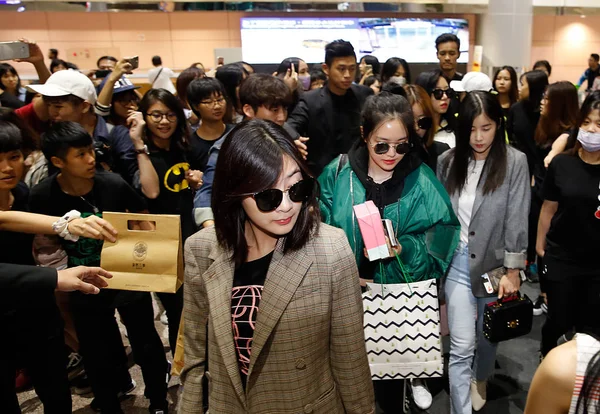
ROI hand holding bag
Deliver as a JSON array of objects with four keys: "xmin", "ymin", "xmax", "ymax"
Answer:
[
  {"xmin": 100, "ymin": 212, "xmax": 183, "ymax": 293},
  {"xmin": 483, "ymin": 293, "xmax": 533, "ymax": 343}
]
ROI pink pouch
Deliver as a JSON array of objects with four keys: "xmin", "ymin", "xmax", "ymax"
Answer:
[{"xmin": 353, "ymin": 200, "xmax": 390, "ymax": 261}]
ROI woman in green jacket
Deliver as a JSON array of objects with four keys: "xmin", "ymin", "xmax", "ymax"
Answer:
[{"xmin": 318, "ymin": 93, "xmax": 460, "ymax": 413}]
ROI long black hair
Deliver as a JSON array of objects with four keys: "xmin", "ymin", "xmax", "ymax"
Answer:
[
  {"xmin": 443, "ymin": 91, "xmax": 507, "ymax": 196},
  {"xmin": 381, "ymin": 57, "xmax": 411, "ymax": 84},
  {"xmin": 0, "ymin": 63, "xmax": 21, "ymax": 92},
  {"xmin": 211, "ymin": 119, "xmax": 320, "ymax": 267},
  {"xmin": 138, "ymin": 88, "xmax": 189, "ymax": 151},
  {"xmin": 521, "ymin": 70, "xmax": 548, "ymax": 113},
  {"xmin": 493, "ymin": 65, "xmax": 519, "ymax": 107}
]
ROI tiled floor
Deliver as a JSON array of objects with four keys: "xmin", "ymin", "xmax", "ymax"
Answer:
[{"xmin": 17, "ymin": 283, "xmax": 544, "ymax": 413}]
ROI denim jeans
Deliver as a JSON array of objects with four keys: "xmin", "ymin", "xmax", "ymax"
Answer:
[{"xmin": 445, "ymin": 242, "xmax": 498, "ymax": 414}]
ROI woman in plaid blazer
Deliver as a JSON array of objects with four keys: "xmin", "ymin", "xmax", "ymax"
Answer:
[{"xmin": 180, "ymin": 119, "xmax": 375, "ymax": 414}]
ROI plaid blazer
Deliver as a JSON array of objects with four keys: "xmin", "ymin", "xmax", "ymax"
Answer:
[{"xmin": 179, "ymin": 224, "xmax": 375, "ymax": 414}]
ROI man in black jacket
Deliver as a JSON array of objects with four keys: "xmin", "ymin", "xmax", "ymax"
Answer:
[{"xmin": 288, "ymin": 39, "xmax": 373, "ymax": 176}]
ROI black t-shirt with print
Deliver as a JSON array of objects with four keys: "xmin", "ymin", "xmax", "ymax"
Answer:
[
  {"xmin": 29, "ymin": 170, "xmax": 147, "ymax": 307},
  {"xmin": 146, "ymin": 145, "xmax": 201, "ymax": 242},
  {"xmin": 231, "ymin": 252, "xmax": 272, "ymax": 389},
  {"xmin": 543, "ymin": 153, "xmax": 600, "ymax": 267}
]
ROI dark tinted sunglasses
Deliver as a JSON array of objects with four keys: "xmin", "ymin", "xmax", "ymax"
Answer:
[
  {"xmin": 417, "ymin": 116, "xmax": 433, "ymax": 130},
  {"xmin": 247, "ymin": 178, "xmax": 317, "ymax": 212},
  {"xmin": 371, "ymin": 141, "xmax": 413, "ymax": 155},
  {"xmin": 431, "ymin": 88, "xmax": 455, "ymax": 100}
]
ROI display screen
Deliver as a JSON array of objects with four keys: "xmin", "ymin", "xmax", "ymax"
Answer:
[{"xmin": 241, "ymin": 17, "xmax": 469, "ymax": 64}]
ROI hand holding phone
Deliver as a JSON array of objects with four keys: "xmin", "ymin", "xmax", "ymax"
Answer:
[
  {"xmin": 125, "ymin": 56, "xmax": 139, "ymax": 70},
  {"xmin": 0, "ymin": 41, "xmax": 30, "ymax": 61}
]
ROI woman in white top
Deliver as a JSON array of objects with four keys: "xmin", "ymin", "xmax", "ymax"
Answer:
[
  {"xmin": 437, "ymin": 91, "xmax": 530, "ymax": 414},
  {"xmin": 525, "ymin": 333, "xmax": 600, "ymax": 414},
  {"xmin": 415, "ymin": 69, "xmax": 457, "ymax": 148}
]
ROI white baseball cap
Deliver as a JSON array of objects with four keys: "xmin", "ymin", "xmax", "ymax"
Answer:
[
  {"xmin": 450, "ymin": 72, "xmax": 493, "ymax": 93},
  {"xmin": 28, "ymin": 69, "xmax": 97, "ymax": 104}
]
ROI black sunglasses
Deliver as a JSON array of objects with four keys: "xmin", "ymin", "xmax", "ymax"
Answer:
[
  {"xmin": 370, "ymin": 141, "xmax": 413, "ymax": 155},
  {"xmin": 245, "ymin": 178, "xmax": 317, "ymax": 212},
  {"xmin": 417, "ymin": 116, "xmax": 433, "ymax": 130},
  {"xmin": 431, "ymin": 88, "xmax": 455, "ymax": 100}
]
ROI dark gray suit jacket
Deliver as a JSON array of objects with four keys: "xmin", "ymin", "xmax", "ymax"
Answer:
[{"xmin": 437, "ymin": 146, "xmax": 530, "ymax": 297}]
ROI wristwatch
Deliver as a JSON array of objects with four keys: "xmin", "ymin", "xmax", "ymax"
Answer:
[{"xmin": 134, "ymin": 145, "xmax": 149, "ymax": 155}]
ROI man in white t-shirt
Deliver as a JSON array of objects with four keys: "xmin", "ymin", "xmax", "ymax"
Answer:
[{"xmin": 148, "ymin": 55, "xmax": 176, "ymax": 94}]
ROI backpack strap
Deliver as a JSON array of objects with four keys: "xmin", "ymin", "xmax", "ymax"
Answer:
[{"xmin": 336, "ymin": 153, "xmax": 348, "ymax": 178}]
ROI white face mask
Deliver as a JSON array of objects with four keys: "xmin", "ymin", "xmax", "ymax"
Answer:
[
  {"xmin": 577, "ymin": 128, "xmax": 600, "ymax": 152},
  {"xmin": 388, "ymin": 76, "xmax": 406, "ymax": 86}
]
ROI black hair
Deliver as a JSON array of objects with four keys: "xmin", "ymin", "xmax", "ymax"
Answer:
[
  {"xmin": 66, "ymin": 62, "xmax": 79, "ymax": 71},
  {"xmin": 152, "ymin": 55, "xmax": 162, "ymax": 66},
  {"xmin": 324, "ymin": 39, "xmax": 356, "ymax": 67},
  {"xmin": 0, "ymin": 111, "xmax": 37, "ymax": 155},
  {"xmin": 42, "ymin": 94, "xmax": 85, "ymax": 107},
  {"xmin": 381, "ymin": 57, "xmax": 411, "ymax": 84},
  {"xmin": 96, "ymin": 56, "xmax": 117, "ymax": 68},
  {"xmin": 359, "ymin": 55, "xmax": 381, "ymax": 75},
  {"xmin": 187, "ymin": 77, "xmax": 227, "ymax": 119},
  {"xmin": 361, "ymin": 93, "xmax": 419, "ymax": 149},
  {"xmin": 533, "ymin": 60, "xmax": 552, "ymax": 76},
  {"xmin": 592, "ymin": 54, "xmax": 600, "ymax": 62},
  {"xmin": 235, "ymin": 61, "xmax": 255, "ymax": 75},
  {"xmin": 41, "ymin": 121, "xmax": 92, "ymax": 162},
  {"xmin": 414, "ymin": 69, "xmax": 445, "ymax": 96},
  {"xmin": 239, "ymin": 74, "xmax": 292, "ymax": 113},
  {"xmin": 443, "ymin": 91, "xmax": 507, "ymax": 196},
  {"xmin": 493, "ymin": 65, "xmax": 519, "ymax": 106},
  {"xmin": 49, "ymin": 48, "xmax": 58, "ymax": 56},
  {"xmin": 0, "ymin": 63, "xmax": 21, "ymax": 92},
  {"xmin": 215, "ymin": 63, "xmax": 246, "ymax": 121},
  {"xmin": 276, "ymin": 57, "xmax": 306, "ymax": 76},
  {"xmin": 211, "ymin": 118, "xmax": 320, "ymax": 267},
  {"xmin": 380, "ymin": 82, "xmax": 407, "ymax": 98},
  {"xmin": 521, "ymin": 70, "xmax": 549, "ymax": 113},
  {"xmin": 364, "ymin": 76, "xmax": 379, "ymax": 88},
  {"xmin": 310, "ymin": 69, "xmax": 327, "ymax": 84},
  {"xmin": 435, "ymin": 33, "xmax": 461, "ymax": 51},
  {"xmin": 50, "ymin": 59, "xmax": 68, "ymax": 73},
  {"xmin": 176, "ymin": 66, "xmax": 205, "ymax": 109},
  {"xmin": 138, "ymin": 89, "xmax": 189, "ymax": 151},
  {"xmin": 566, "ymin": 90, "xmax": 600, "ymax": 155}
]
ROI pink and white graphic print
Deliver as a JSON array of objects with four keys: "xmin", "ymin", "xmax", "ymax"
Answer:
[{"xmin": 231, "ymin": 285, "xmax": 263, "ymax": 376}]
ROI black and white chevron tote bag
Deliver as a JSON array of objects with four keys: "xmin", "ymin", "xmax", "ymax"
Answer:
[{"xmin": 362, "ymin": 279, "xmax": 443, "ymax": 380}]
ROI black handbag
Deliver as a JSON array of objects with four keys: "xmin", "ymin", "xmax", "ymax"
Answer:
[{"xmin": 483, "ymin": 293, "xmax": 533, "ymax": 343}]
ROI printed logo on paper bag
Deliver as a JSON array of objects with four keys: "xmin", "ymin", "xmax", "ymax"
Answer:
[{"xmin": 133, "ymin": 241, "xmax": 148, "ymax": 261}]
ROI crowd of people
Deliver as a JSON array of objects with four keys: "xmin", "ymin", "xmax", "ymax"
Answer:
[{"xmin": 0, "ymin": 32, "xmax": 599, "ymax": 414}]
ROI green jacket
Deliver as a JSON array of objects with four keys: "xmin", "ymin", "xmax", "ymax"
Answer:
[{"xmin": 318, "ymin": 156, "xmax": 460, "ymax": 284}]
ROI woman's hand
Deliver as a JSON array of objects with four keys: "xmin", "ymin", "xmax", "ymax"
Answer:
[
  {"xmin": 127, "ymin": 111, "xmax": 146, "ymax": 146},
  {"xmin": 497, "ymin": 269, "xmax": 521, "ymax": 299},
  {"xmin": 186, "ymin": 169, "xmax": 203, "ymax": 190},
  {"xmin": 67, "ymin": 216, "xmax": 118, "ymax": 242},
  {"xmin": 283, "ymin": 63, "xmax": 298, "ymax": 91}
]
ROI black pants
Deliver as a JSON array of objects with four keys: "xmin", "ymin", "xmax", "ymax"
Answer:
[
  {"xmin": 72, "ymin": 292, "xmax": 167, "ymax": 413},
  {"xmin": 156, "ymin": 288, "xmax": 183, "ymax": 355},
  {"xmin": 540, "ymin": 255, "xmax": 600, "ymax": 356},
  {"xmin": 0, "ymin": 303, "xmax": 71, "ymax": 414},
  {"xmin": 527, "ymin": 189, "xmax": 543, "ymax": 264}
]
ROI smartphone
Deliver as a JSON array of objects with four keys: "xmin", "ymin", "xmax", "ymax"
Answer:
[
  {"xmin": 364, "ymin": 64, "xmax": 373, "ymax": 72},
  {"xmin": 0, "ymin": 41, "xmax": 29, "ymax": 61},
  {"xmin": 382, "ymin": 219, "xmax": 398, "ymax": 247},
  {"xmin": 125, "ymin": 56, "xmax": 139, "ymax": 70},
  {"xmin": 95, "ymin": 69, "xmax": 111, "ymax": 79}
]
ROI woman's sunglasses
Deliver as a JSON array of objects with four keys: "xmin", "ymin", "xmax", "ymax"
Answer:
[
  {"xmin": 370, "ymin": 141, "xmax": 413, "ymax": 155},
  {"xmin": 245, "ymin": 178, "xmax": 317, "ymax": 212},
  {"xmin": 431, "ymin": 88, "xmax": 455, "ymax": 100},
  {"xmin": 417, "ymin": 116, "xmax": 433, "ymax": 130}
]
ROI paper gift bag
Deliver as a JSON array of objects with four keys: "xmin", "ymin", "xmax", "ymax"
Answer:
[
  {"xmin": 363, "ymin": 279, "xmax": 443, "ymax": 380},
  {"xmin": 171, "ymin": 318, "xmax": 185, "ymax": 376},
  {"xmin": 101, "ymin": 212, "xmax": 183, "ymax": 293},
  {"xmin": 353, "ymin": 200, "xmax": 389, "ymax": 261}
]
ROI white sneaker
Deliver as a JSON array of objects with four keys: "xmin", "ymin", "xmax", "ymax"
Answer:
[
  {"xmin": 160, "ymin": 311, "xmax": 168, "ymax": 325},
  {"xmin": 471, "ymin": 379, "xmax": 487, "ymax": 411},
  {"xmin": 411, "ymin": 379, "xmax": 433, "ymax": 410}
]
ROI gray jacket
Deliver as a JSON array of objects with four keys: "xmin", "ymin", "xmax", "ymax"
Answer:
[{"xmin": 437, "ymin": 146, "xmax": 530, "ymax": 297}]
